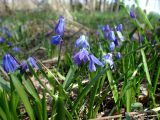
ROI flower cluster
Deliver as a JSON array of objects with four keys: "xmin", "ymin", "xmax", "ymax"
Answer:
[
  {"xmin": 2, "ymin": 53, "xmax": 38, "ymax": 74},
  {"xmin": 51, "ymin": 16, "xmax": 65, "ymax": 45},
  {"xmin": 0, "ymin": 26, "xmax": 21, "ymax": 53},
  {"xmin": 97, "ymin": 24, "xmax": 125, "ymax": 68},
  {"xmin": 99, "ymin": 24, "xmax": 124, "ymax": 52},
  {"xmin": 73, "ymin": 35, "xmax": 104, "ymax": 72}
]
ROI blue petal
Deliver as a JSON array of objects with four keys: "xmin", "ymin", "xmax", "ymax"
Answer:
[
  {"xmin": 12, "ymin": 46, "xmax": 20, "ymax": 53},
  {"xmin": 75, "ymin": 35, "xmax": 89, "ymax": 48},
  {"xmin": 116, "ymin": 52, "xmax": 121, "ymax": 59},
  {"xmin": 2, "ymin": 54, "xmax": 19, "ymax": 73},
  {"xmin": 116, "ymin": 24, "xmax": 123, "ymax": 32},
  {"xmin": 55, "ymin": 16, "xmax": 65, "ymax": 35},
  {"xmin": 130, "ymin": 10, "xmax": 136, "ymax": 19},
  {"xmin": 90, "ymin": 54, "xmax": 104, "ymax": 67},
  {"xmin": 51, "ymin": 35, "xmax": 61, "ymax": 45},
  {"xmin": 28, "ymin": 57, "xmax": 38, "ymax": 69},
  {"xmin": 109, "ymin": 31, "xmax": 116, "ymax": 41},
  {"xmin": 89, "ymin": 59, "xmax": 96, "ymax": 72},
  {"xmin": 109, "ymin": 42, "xmax": 115, "ymax": 51}
]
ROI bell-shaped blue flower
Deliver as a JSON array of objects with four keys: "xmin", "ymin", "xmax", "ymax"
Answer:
[
  {"xmin": 0, "ymin": 27, "xmax": 12, "ymax": 37},
  {"xmin": 116, "ymin": 24, "xmax": 123, "ymax": 32},
  {"xmin": 0, "ymin": 36, "xmax": 5, "ymax": 43},
  {"xmin": 2, "ymin": 54, "xmax": 19, "ymax": 73},
  {"xmin": 12, "ymin": 46, "xmax": 20, "ymax": 53},
  {"xmin": 140, "ymin": 35, "xmax": 144, "ymax": 42},
  {"xmin": 116, "ymin": 52, "xmax": 121, "ymax": 59},
  {"xmin": 74, "ymin": 48, "xmax": 90, "ymax": 66},
  {"xmin": 114, "ymin": 38, "xmax": 119, "ymax": 46},
  {"xmin": 89, "ymin": 54, "xmax": 104, "ymax": 72},
  {"xmin": 103, "ymin": 53, "xmax": 114, "ymax": 68},
  {"xmin": 21, "ymin": 57, "xmax": 38, "ymax": 73},
  {"xmin": 55, "ymin": 16, "xmax": 65, "ymax": 35},
  {"xmin": 109, "ymin": 31, "xmax": 116, "ymax": 41},
  {"xmin": 27, "ymin": 57, "xmax": 39, "ymax": 69},
  {"xmin": 8, "ymin": 41, "xmax": 13, "ymax": 47},
  {"xmin": 104, "ymin": 25, "xmax": 110, "ymax": 32},
  {"xmin": 51, "ymin": 35, "xmax": 62, "ymax": 45},
  {"xmin": 75, "ymin": 35, "xmax": 89, "ymax": 48},
  {"xmin": 20, "ymin": 60, "xmax": 28, "ymax": 73},
  {"xmin": 109, "ymin": 42, "xmax": 115, "ymax": 51},
  {"xmin": 130, "ymin": 10, "xmax": 136, "ymax": 19}
]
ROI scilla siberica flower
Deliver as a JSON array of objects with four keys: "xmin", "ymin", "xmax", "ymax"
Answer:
[
  {"xmin": 0, "ymin": 36, "xmax": 5, "ymax": 43},
  {"xmin": 103, "ymin": 53, "xmax": 114, "ymax": 68},
  {"xmin": 8, "ymin": 41, "xmax": 13, "ymax": 47},
  {"xmin": 109, "ymin": 31, "xmax": 116, "ymax": 41},
  {"xmin": 130, "ymin": 10, "xmax": 136, "ymax": 19},
  {"xmin": 116, "ymin": 52, "xmax": 121, "ymax": 59},
  {"xmin": 12, "ymin": 46, "xmax": 20, "ymax": 53},
  {"xmin": 75, "ymin": 35, "xmax": 89, "ymax": 48},
  {"xmin": 55, "ymin": 16, "xmax": 65, "ymax": 35},
  {"xmin": 51, "ymin": 35, "xmax": 62, "ymax": 45},
  {"xmin": 89, "ymin": 54, "xmax": 104, "ymax": 72},
  {"xmin": 0, "ymin": 27, "xmax": 12, "ymax": 37},
  {"xmin": 116, "ymin": 24, "xmax": 123, "ymax": 32},
  {"xmin": 21, "ymin": 57, "xmax": 38, "ymax": 73},
  {"xmin": 2, "ymin": 54, "xmax": 19, "ymax": 73},
  {"xmin": 109, "ymin": 42, "xmax": 115, "ymax": 51},
  {"xmin": 74, "ymin": 48, "xmax": 90, "ymax": 66},
  {"xmin": 114, "ymin": 38, "xmax": 119, "ymax": 46}
]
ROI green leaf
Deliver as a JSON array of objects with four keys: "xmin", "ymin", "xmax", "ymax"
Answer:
[
  {"xmin": 10, "ymin": 73, "xmax": 35, "ymax": 120},
  {"xmin": 63, "ymin": 65, "xmax": 77, "ymax": 90},
  {"xmin": 0, "ymin": 106, "xmax": 7, "ymax": 120}
]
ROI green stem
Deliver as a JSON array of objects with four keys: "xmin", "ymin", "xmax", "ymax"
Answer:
[
  {"xmin": 57, "ymin": 40, "xmax": 63, "ymax": 69},
  {"xmin": 153, "ymin": 61, "xmax": 160, "ymax": 94}
]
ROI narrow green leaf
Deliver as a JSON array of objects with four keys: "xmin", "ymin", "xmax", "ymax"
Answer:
[
  {"xmin": 0, "ymin": 106, "xmax": 7, "ymax": 120},
  {"xmin": 63, "ymin": 65, "xmax": 77, "ymax": 90},
  {"xmin": 10, "ymin": 74, "xmax": 35, "ymax": 120}
]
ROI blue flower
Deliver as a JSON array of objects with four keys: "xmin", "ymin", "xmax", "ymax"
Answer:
[
  {"xmin": 130, "ymin": 10, "xmax": 136, "ymax": 19},
  {"xmin": 75, "ymin": 35, "xmax": 89, "ymax": 48},
  {"xmin": 2, "ymin": 54, "xmax": 19, "ymax": 73},
  {"xmin": 152, "ymin": 39, "xmax": 157, "ymax": 45},
  {"xmin": 8, "ymin": 42, "xmax": 13, "ymax": 47},
  {"xmin": 55, "ymin": 16, "xmax": 65, "ymax": 35},
  {"xmin": 21, "ymin": 57, "xmax": 38, "ymax": 73},
  {"xmin": 109, "ymin": 31, "xmax": 116, "ymax": 41},
  {"xmin": 114, "ymin": 38, "xmax": 119, "ymax": 46},
  {"xmin": 0, "ymin": 27, "xmax": 12, "ymax": 37},
  {"xmin": 116, "ymin": 52, "xmax": 121, "ymax": 59},
  {"xmin": 51, "ymin": 35, "xmax": 62, "ymax": 45},
  {"xmin": 109, "ymin": 42, "xmax": 115, "ymax": 51},
  {"xmin": 140, "ymin": 35, "xmax": 144, "ymax": 42},
  {"xmin": 0, "ymin": 36, "xmax": 5, "ymax": 43},
  {"xmin": 89, "ymin": 54, "xmax": 104, "ymax": 72},
  {"xmin": 20, "ymin": 60, "xmax": 28, "ymax": 73},
  {"xmin": 103, "ymin": 53, "xmax": 114, "ymax": 68},
  {"xmin": 27, "ymin": 57, "xmax": 39, "ymax": 69},
  {"xmin": 116, "ymin": 24, "xmax": 123, "ymax": 32},
  {"xmin": 104, "ymin": 25, "xmax": 110, "ymax": 32},
  {"xmin": 12, "ymin": 46, "xmax": 20, "ymax": 53},
  {"xmin": 74, "ymin": 48, "xmax": 90, "ymax": 66},
  {"xmin": 99, "ymin": 25, "xmax": 110, "ymax": 32}
]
